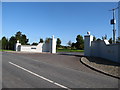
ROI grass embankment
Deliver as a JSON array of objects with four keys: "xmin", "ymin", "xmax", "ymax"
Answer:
[
  {"xmin": 0, "ymin": 49, "xmax": 13, "ymax": 51},
  {"xmin": 57, "ymin": 49, "xmax": 84, "ymax": 52}
]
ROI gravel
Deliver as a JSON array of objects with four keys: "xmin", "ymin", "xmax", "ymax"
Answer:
[{"xmin": 81, "ymin": 57, "xmax": 120, "ymax": 78}]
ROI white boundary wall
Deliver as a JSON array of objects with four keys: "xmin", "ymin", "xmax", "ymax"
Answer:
[
  {"xmin": 15, "ymin": 36, "xmax": 56, "ymax": 53},
  {"xmin": 84, "ymin": 35, "xmax": 120, "ymax": 63}
]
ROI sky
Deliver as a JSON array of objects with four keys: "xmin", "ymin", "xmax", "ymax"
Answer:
[{"xmin": 2, "ymin": 2, "xmax": 119, "ymax": 45}]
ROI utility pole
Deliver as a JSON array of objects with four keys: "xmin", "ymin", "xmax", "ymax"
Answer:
[{"xmin": 110, "ymin": 7, "xmax": 119, "ymax": 44}]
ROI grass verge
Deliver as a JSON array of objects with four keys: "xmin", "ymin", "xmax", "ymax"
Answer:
[
  {"xmin": 57, "ymin": 49, "xmax": 84, "ymax": 52},
  {"xmin": 0, "ymin": 49, "xmax": 14, "ymax": 51}
]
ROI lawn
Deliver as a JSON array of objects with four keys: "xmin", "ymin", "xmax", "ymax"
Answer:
[
  {"xmin": 0, "ymin": 49, "xmax": 14, "ymax": 51},
  {"xmin": 57, "ymin": 49, "xmax": 84, "ymax": 52}
]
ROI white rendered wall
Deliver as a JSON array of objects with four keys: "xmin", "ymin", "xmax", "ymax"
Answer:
[
  {"xmin": 36, "ymin": 43, "xmax": 43, "ymax": 52},
  {"xmin": 91, "ymin": 41, "xmax": 119, "ymax": 63},
  {"xmin": 42, "ymin": 42, "xmax": 50, "ymax": 52},
  {"xmin": 21, "ymin": 45, "xmax": 32, "ymax": 52},
  {"xmin": 15, "ymin": 40, "xmax": 21, "ymax": 51},
  {"xmin": 51, "ymin": 36, "xmax": 56, "ymax": 53},
  {"xmin": 15, "ymin": 36, "xmax": 56, "ymax": 53},
  {"xmin": 84, "ymin": 35, "xmax": 120, "ymax": 63},
  {"xmin": 20, "ymin": 43, "xmax": 43, "ymax": 52},
  {"xmin": 42, "ymin": 36, "xmax": 56, "ymax": 53},
  {"xmin": 52, "ymin": 38, "xmax": 56, "ymax": 53},
  {"xmin": 84, "ymin": 35, "xmax": 93, "ymax": 56}
]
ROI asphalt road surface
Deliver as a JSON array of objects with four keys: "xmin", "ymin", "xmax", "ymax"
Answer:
[{"xmin": 2, "ymin": 52, "xmax": 119, "ymax": 88}]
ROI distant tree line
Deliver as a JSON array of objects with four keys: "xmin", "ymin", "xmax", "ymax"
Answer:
[
  {"xmin": 0, "ymin": 31, "xmax": 45, "ymax": 50},
  {"xmin": 56, "ymin": 35, "xmax": 84, "ymax": 50},
  {"xmin": 0, "ymin": 31, "xmax": 29, "ymax": 50},
  {"xmin": 1, "ymin": 31, "xmax": 120, "ymax": 51},
  {"xmin": 56, "ymin": 34, "xmax": 120, "ymax": 50}
]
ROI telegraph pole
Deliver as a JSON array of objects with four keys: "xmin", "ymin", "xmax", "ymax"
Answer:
[{"xmin": 110, "ymin": 6, "xmax": 119, "ymax": 44}]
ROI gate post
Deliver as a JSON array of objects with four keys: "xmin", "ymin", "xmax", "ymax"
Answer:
[{"xmin": 84, "ymin": 32, "xmax": 93, "ymax": 56}]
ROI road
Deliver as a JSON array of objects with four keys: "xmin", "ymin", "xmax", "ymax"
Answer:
[{"xmin": 2, "ymin": 52, "xmax": 119, "ymax": 88}]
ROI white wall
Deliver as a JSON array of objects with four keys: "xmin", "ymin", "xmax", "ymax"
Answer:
[
  {"xmin": 84, "ymin": 35, "xmax": 120, "ymax": 63},
  {"xmin": 15, "ymin": 36, "xmax": 56, "ymax": 53},
  {"xmin": 84, "ymin": 35, "xmax": 93, "ymax": 56},
  {"xmin": 91, "ymin": 41, "xmax": 120, "ymax": 63},
  {"xmin": 20, "ymin": 43, "xmax": 43, "ymax": 52},
  {"xmin": 21, "ymin": 45, "xmax": 32, "ymax": 52}
]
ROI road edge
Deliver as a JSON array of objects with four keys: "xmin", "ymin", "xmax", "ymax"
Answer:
[{"xmin": 80, "ymin": 57, "xmax": 120, "ymax": 79}]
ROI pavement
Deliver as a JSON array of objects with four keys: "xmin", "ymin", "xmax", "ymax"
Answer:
[
  {"xmin": 80, "ymin": 57, "xmax": 120, "ymax": 79},
  {"xmin": 2, "ymin": 51, "xmax": 119, "ymax": 88}
]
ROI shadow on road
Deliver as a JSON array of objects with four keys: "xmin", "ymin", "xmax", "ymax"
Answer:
[{"xmin": 57, "ymin": 52, "xmax": 84, "ymax": 57}]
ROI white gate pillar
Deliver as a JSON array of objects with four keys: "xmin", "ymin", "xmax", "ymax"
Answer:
[
  {"xmin": 51, "ymin": 35, "xmax": 56, "ymax": 53},
  {"xmin": 84, "ymin": 32, "xmax": 93, "ymax": 56},
  {"xmin": 15, "ymin": 40, "xmax": 21, "ymax": 51}
]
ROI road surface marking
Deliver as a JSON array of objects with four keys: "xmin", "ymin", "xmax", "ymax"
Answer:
[{"xmin": 9, "ymin": 62, "xmax": 71, "ymax": 90}]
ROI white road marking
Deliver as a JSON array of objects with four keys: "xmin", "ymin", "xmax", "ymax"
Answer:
[{"xmin": 9, "ymin": 62, "xmax": 71, "ymax": 90}]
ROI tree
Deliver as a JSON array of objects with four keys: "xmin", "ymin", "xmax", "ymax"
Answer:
[
  {"xmin": 93, "ymin": 36, "xmax": 97, "ymax": 41},
  {"xmin": 118, "ymin": 36, "xmax": 120, "ymax": 41},
  {"xmin": 71, "ymin": 42, "xmax": 76, "ymax": 49},
  {"xmin": 39, "ymin": 38, "xmax": 44, "ymax": 43},
  {"xmin": 31, "ymin": 42, "xmax": 38, "ymax": 45},
  {"xmin": 21, "ymin": 34, "xmax": 29, "ymax": 45},
  {"xmin": 67, "ymin": 40, "xmax": 72, "ymax": 47},
  {"xmin": 9, "ymin": 36, "xmax": 16, "ymax": 50},
  {"xmin": 2, "ymin": 36, "xmax": 8, "ymax": 50},
  {"xmin": 0, "ymin": 39, "xmax": 2, "ymax": 49},
  {"xmin": 116, "ymin": 36, "xmax": 120, "ymax": 43},
  {"xmin": 75, "ymin": 35, "xmax": 84, "ymax": 50},
  {"xmin": 97, "ymin": 38, "xmax": 101, "ymax": 41},
  {"xmin": 15, "ymin": 31, "xmax": 22, "ymax": 41},
  {"xmin": 56, "ymin": 38, "xmax": 61, "ymax": 47},
  {"xmin": 15, "ymin": 31, "xmax": 29, "ymax": 45},
  {"xmin": 108, "ymin": 38, "xmax": 112, "ymax": 44},
  {"xmin": 102, "ymin": 34, "xmax": 107, "ymax": 40}
]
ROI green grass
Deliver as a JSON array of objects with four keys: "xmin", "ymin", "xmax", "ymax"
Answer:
[
  {"xmin": 0, "ymin": 49, "xmax": 14, "ymax": 51},
  {"xmin": 57, "ymin": 49, "xmax": 84, "ymax": 52}
]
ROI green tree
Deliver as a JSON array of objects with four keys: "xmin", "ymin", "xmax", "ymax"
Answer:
[
  {"xmin": 15, "ymin": 31, "xmax": 22, "ymax": 40},
  {"xmin": 116, "ymin": 37, "xmax": 120, "ymax": 43},
  {"xmin": 15, "ymin": 31, "xmax": 29, "ymax": 45},
  {"xmin": 2, "ymin": 36, "xmax": 8, "ymax": 50},
  {"xmin": 9, "ymin": 36, "xmax": 16, "ymax": 50},
  {"xmin": 39, "ymin": 38, "xmax": 44, "ymax": 43},
  {"xmin": 108, "ymin": 38, "xmax": 112, "ymax": 44},
  {"xmin": 102, "ymin": 34, "xmax": 107, "ymax": 40},
  {"xmin": 21, "ymin": 34, "xmax": 29, "ymax": 45},
  {"xmin": 31, "ymin": 42, "xmax": 38, "ymax": 45},
  {"xmin": 0, "ymin": 39, "xmax": 2, "ymax": 49},
  {"xmin": 71, "ymin": 42, "xmax": 76, "ymax": 49},
  {"xmin": 75, "ymin": 35, "xmax": 84, "ymax": 50},
  {"xmin": 56, "ymin": 38, "xmax": 61, "ymax": 47},
  {"xmin": 93, "ymin": 36, "xmax": 97, "ymax": 41}
]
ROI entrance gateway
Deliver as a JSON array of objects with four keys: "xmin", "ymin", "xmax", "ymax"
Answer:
[{"xmin": 15, "ymin": 35, "xmax": 56, "ymax": 53}]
